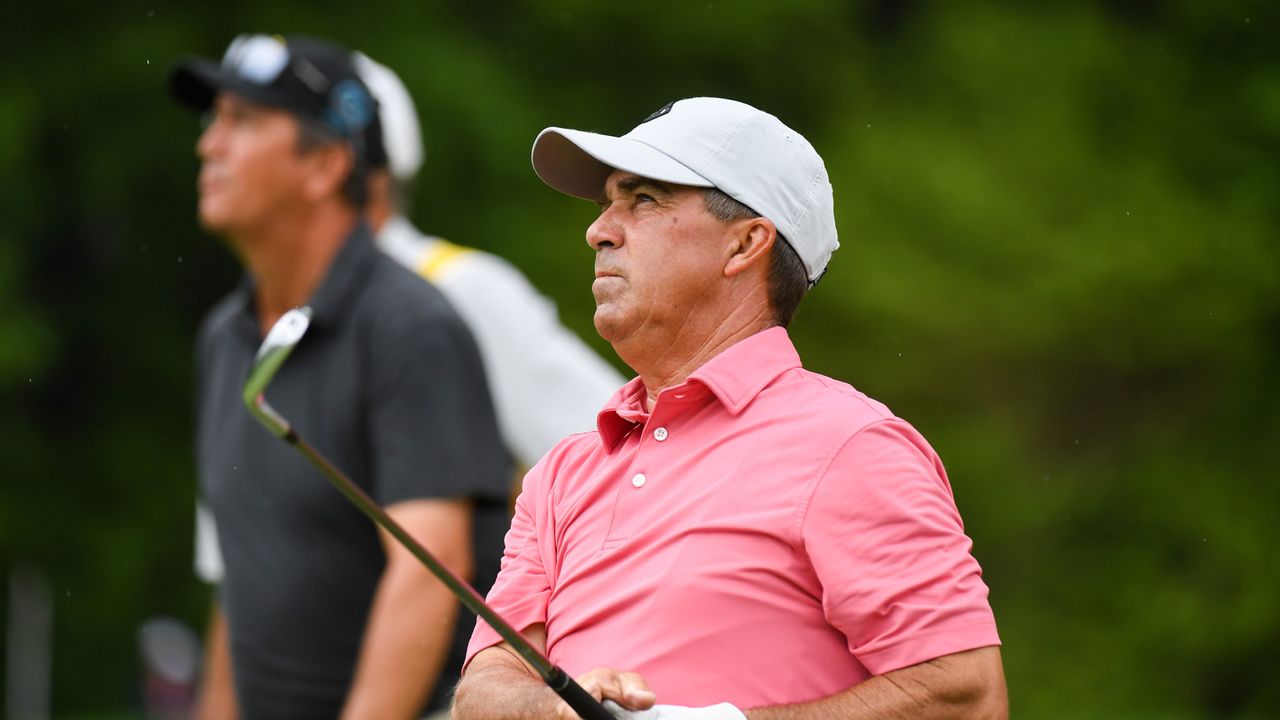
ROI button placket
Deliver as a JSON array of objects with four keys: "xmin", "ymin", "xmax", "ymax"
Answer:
[{"xmin": 603, "ymin": 402, "xmax": 690, "ymax": 543}]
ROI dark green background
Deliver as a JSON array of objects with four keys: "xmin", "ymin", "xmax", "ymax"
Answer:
[{"xmin": 2, "ymin": 1, "xmax": 1277, "ymax": 717}]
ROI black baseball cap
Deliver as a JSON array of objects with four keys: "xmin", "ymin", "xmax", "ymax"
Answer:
[{"xmin": 168, "ymin": 34, "xmax": 382, "ymax": 158}]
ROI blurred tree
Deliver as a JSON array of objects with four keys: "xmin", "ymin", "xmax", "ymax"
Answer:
[{"xmin": 0, "ymin": 0, "xmax": 1275, "ymax": 716}]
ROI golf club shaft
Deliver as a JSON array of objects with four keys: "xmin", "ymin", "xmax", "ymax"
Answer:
[{"xmin": 282, "ymin": 431, "xmax": 615, "ymax": 720}]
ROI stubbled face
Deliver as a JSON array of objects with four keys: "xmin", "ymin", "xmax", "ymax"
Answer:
[
  {"xmin": 586, "ymin": 170, "xmax": 735, "ymax": 348},
  {"xmin": 195, "ymin": 93, "xmax": 310, "ymax": 237}
]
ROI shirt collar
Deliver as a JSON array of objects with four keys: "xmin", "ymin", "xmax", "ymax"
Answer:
[
  {"xmin": 305, "ymin": 221, "xmax": 378, "ymax": 329},
  {"xmin": 595, "ymin": 326, "xmax": 803, "ymax": 451}
]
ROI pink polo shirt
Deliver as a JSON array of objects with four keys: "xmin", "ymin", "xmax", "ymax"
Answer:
[{"xmin": 465, "ymin": 327, "xmax": 999, "ymax": 707}]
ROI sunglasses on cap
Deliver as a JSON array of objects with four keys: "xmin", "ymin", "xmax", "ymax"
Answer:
[
  {"xmin": 221, "ymin": 34, "xmax": 293, "ymax": 85},
  {"xmin": 217, "ymin": 34, "xmax": 374, "ymax": 140}
]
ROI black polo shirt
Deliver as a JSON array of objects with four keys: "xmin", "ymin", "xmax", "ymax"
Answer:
[{"xmin": 195, "ymin": 223, "xmax": 511, "ymax": 718}]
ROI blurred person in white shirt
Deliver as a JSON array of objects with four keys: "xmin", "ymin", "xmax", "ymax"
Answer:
[{"xmin": 355, "ymin": 51, "xmax": 626, "ymax": 469}]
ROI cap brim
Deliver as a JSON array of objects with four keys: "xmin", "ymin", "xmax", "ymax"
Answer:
[
  {"xmin": 531, "ymin": 128, "xmax": 713, "ymax": 201},
  {"xmin": 167, "ymin": 58, "xmax": 303, "ymax": 114}
]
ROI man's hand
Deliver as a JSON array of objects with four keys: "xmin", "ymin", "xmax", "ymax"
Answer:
[
  {"xmin": 603, "ymin": 701, "xmax": 746, "ymax": 720},
  {"xmin": 555, "ymin": 668, "xmax": 656, "ymax": 720}
]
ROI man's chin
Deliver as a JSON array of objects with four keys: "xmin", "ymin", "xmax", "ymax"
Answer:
[
  {"xmin": 593, "ymin": 309, "xmax": 619, "ymax": 344},
  {"xmin": 196, "ymin": 203, "xmax": 233, "ymax": 234},
  {"xmin": 593, "ymin": 307, "xmax": 633, "ymax": 346}
]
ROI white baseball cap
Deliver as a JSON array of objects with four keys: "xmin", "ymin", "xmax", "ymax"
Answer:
[
  {"xmin": 352, "ymin": 51, "xmax": 423, "ymax": 181},
  {"xmin": 531, "ymin": 97, "xmax": 838, "ymax": 283}
]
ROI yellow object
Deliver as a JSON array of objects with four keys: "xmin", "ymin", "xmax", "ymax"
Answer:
[{"xmin": 416, "ymin": 239, "xmax": 474, "ymax": 281}]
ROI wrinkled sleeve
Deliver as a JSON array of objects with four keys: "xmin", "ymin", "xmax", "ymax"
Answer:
[
  {"xmin": 803, "ymin": 419, "xmax": 1000, "ymax": 676},
  {"xmin": 464, "ymin": 454, "xmax": 555, "ymax": 669}
]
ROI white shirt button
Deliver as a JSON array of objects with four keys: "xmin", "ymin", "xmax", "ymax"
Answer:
[
  {"xmin": 653, "ymin": 427, "xmax": 669, "ymax": 442},
  {"xmin": 631, "ymin": 473, "xmax": 647, "ymax": 488}
]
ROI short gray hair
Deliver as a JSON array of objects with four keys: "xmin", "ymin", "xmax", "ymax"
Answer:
[{"xmin": 700, "ymin": 188, "xmax": 809, "ymax": 327}]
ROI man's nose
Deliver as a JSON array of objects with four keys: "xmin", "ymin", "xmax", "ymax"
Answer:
[
  {"xmin": 586, "ymin": 208, "xmax": 623, "ymax": 251},
  {"xmin": 196, "ymin": 116, "xmax": 223, "ymax": 160}
]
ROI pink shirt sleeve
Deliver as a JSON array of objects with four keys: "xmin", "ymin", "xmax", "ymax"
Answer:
[
  {"xmin": 803, "ymin": 419, "xmax": 1000, "ymax": 676},
  {"xmin": 464, "ymin": 459, "xmax": 553, "ymax": 668}
]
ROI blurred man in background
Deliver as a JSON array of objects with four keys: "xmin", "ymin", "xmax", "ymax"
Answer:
[
  {"xmin": 353, "ymin": 52, "xmax": 625, "ymax": 470},
  {"xmin": 454, "ymin": 98, "xmax": 1006, "ymax": 718},
  {"xmin": 170, "ymin": 35, "xmax": 510, "ymax": 719}
]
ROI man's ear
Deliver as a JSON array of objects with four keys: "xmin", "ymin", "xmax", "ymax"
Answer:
[
  {"xmin": 365, "ymin": 168, "xmax": 394, "ymax": 229},
  {"xmin": 302, "ymin": 142, "xmax": 355, "ymax": 202},
  {"xmin": 724, "ymin": 217, "xmax": 777, "ymax": 278}
]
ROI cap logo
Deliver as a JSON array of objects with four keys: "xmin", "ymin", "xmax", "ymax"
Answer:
[
  {"xmin": 640, "ymin": 101, "xmax": 674, "ymax": 124},
  {"xmin": 328, "ymin": 79, "xmax": 373, "ymax": 135}
]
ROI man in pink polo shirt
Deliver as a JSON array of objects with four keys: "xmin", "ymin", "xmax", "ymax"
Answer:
[{"xmin": 453, "ymin": 98, "xmax": 1007, "ymax": 719}]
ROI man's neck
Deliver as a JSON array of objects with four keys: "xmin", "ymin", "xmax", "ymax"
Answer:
[
  {"xmin": 231, "ymin": 203, "xmax": 359, "ymax": 336},
  {"xmin": 621, "ymin": 299, "xmax": 777, "ymax": 412}
]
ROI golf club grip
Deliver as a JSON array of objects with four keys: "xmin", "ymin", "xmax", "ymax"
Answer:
[{"xmin": 549, "ymin": 666, "xmax": 616, "ymax": 720}]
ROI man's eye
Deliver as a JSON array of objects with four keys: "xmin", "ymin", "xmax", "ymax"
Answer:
[
  {"xmin": 225, "ymin": 107, "xmax": 259, "ymax": 125},
  {"xmin": 635, "ymin": 193, "xmax": 655, "ymax": 204}
]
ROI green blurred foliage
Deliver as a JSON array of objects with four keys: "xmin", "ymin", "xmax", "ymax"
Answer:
[{"xmin": 1, "ymin": 0, "xmax": 1276, "ymax": 717}]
